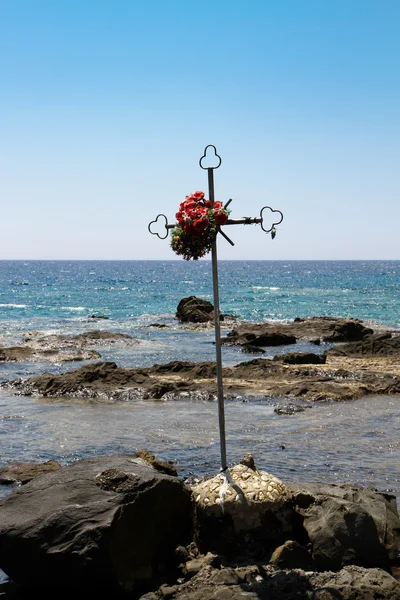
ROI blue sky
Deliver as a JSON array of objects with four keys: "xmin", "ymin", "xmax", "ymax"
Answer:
[{"xmin": 1, "ymin": 0, "xmax": 399, "ymax": 260}]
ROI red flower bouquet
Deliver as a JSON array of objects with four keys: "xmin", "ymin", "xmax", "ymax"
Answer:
[{"xmin": 170, "ymin": 191, "xmax": 230, "ymax": 260}]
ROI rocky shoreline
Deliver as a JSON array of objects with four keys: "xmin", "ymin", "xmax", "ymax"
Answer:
[
  {"xmin": 2, "ymin": 313, "xmax": 400, "ymax": 402},
  {"xmin": 0, "ymin": 453, "xmax": 399, "ymax": 599}
]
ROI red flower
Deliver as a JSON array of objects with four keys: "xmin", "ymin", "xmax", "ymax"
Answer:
[
  {"xmin": 214, "ymin": 210, "xmax": 228, "ymax": 225},
  {"xmin": 193, "ymin": 218, "xmax": 209, "ymax": 233},
  {"xmin": 192, "ymin": 191, "xmax": 205, "ymax": 200},
  {"xmin": 213, "ymin": 201, "xmax": 223, "ymax": 210}
]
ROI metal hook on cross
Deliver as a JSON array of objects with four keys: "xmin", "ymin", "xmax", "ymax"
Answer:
[{"xmin": 148, "ymin": 144, "xmax": 284, "ymax": 473}]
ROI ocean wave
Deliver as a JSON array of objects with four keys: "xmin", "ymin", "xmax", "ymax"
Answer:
[
  {"xmin": 0, "ymin": 303, "xmax": 27, "ymax": 309},
  {"xmin": 60, "ymin": 306, "xmax": 87, "ymax": 312},
  {"xmin": 252, "ymin": 286, "xmax": 281, "ymax": 291}
]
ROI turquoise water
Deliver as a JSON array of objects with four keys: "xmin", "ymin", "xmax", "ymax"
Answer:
[{"xmin": 1, "ymin": 259, "xmax": 399, "ymax": 329}]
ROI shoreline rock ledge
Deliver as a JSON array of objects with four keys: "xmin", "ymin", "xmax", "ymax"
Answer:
[{"xmin": 0, "ymin": 454, "xmax": 399, "ymax": 599}]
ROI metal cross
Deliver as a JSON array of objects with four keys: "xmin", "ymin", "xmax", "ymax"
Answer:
[{"xmin": 148, "ymin": 145, "xmax": 284, "ymax": 472}]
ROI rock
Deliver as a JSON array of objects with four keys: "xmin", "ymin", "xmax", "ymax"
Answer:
[
  {"xmin": 327, "ymin": 332, "xmax": 400, "ymax": 357},
  {"xmin": 191, "ymin": 462, "xmax": 292, "ymax": 558},
  {"xmin": 222, "ymin": 330, "xmax": 297, "ymax": 348},
  {"xmin": 241, "ymin": 344, "xmax": 265, "ymax": 354},
  {"xmin": 3, "ymin": 351, "xmax": 400, "ymax": 403},
  {"xmin": 0, "ymin": 454, "xmax": 192, "ymax": 596},
  {"xmin": 162, "ymin": 564, "xmax": 400, "ymax": 600},
  {"xmin": 24, "ymin": 329, "xmax": 138, "ymax": 348},
  {"xmin": 88, "ymin": 314, "xmax": 109, "ymax": 319},
  {"xmin": 288, "ymin": 482, "xmax": 400, "ymax": 572},
  {"xmin": 0, "ymin": 460, "xmax": 62, "ymax": 485},
  {"xmin": 176, "ymin": 296, "xmax": 214, "ymax": 323},
  {"xmin": 3, "ymin": 361, "xmax": 150, "ymax": 398},
  {"xmin": 273, "ymin": 352, "xmax": 326, "ymax": 364},
  {"xmin": 239, "ymin": 453, "xmax": 257, "ymax": 470},
  {"xmin": 182, "ymin": 558, "xmax": 205, "ymax": 577},
  {"xmin": 274, "ymin": 404, "xmax": 309, "ymax": 415},
  {"xmin": 269, "ymin": 540, "xmax": 316, "ymax": 571},
  {"xmin": 222, "ymin": 316, "xmax": 375, "ymax": 349},
  {"xmin": 135, "ymin": 450, "xmax": 178, "ymax": 477},
  {"xmin": 0, "ymin": 345, "xmax": 100, "ymax": 363},
  {"xmin": 308, "ymin": 565, "xmax": 400, "ymax": 599}
]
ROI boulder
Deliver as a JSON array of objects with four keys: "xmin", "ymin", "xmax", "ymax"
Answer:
[
  {"xmin": 176, "ymin": 296, "xmax": 214, "ymax": 323},
  {"xmin": 288, "ymin": 482, "xmax": 400, "ymax": 572},
  {"xmin": 0, "ymin": 454, "xmax": 192, "ymax": 596},
  {"xmin": 268, "ymin": 539, "xmax": 316, "ymax": 571}
]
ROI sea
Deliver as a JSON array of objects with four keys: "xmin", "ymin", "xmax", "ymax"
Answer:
[{"xmin": 0, "ymin": 260, "xmax": 399, "ymax": 508}]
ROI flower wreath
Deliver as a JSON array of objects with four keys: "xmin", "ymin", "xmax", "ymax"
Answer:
[{"xmin": 170, "ymin": 191, "xmax": 231, "ymax": 260}]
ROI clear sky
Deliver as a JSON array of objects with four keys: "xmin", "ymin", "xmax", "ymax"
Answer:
[{"xmin": 1, "ymin": 0, "xmax": 399, "ymax": 260}]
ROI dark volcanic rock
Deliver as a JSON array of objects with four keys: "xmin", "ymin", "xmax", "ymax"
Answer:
[
  {"xmin": 288, "ymin": 482, "xmax": 400, "ymax": 572},
  {"xmin": 222, "ymin": 330, "xmax": 296, "ymax": 347},
  {"xmin": 176, "ymin": 296, "xmax": 214, "ymax": 323},
  {"xmin": 273, "ymin": 352, "xmax": 326, "ymax": 365},
  {"xmin": 4, "ymin": 361, "xmax": 150, "ymax": 398},
  {"xmin": 222, "ymin": 316, "xmax": 374, "ymax": 349},
  {"xmin": 0, "ymin": 454, "xmax": 192, "ymax": 596},
  {"xmin": 327, "ymin": 332, "xmax": 400, "ymax": 357}
]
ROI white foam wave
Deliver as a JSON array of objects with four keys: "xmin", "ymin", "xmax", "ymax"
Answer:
[{"xmin": 0, "ymin": 303, "xmax": 27, "ymax": 308}]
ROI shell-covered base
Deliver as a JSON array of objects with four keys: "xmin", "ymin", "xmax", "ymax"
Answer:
[{"xmin": 192, "ymin": 464, "xmax": 290, "ymax": 532}]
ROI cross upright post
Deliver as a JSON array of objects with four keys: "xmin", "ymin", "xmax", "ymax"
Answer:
[
  {"xmin": 148, "ymin": 144, "xmax": 283, "ymax": 474},
  {"xmin": 202, "ymin": 149, "xmax": 227, "ymax": 471}
]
